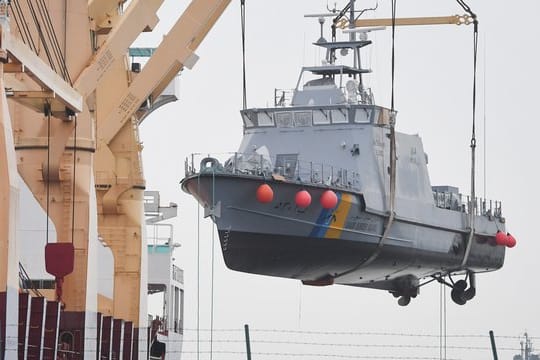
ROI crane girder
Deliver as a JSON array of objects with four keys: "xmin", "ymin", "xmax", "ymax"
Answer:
[
  {"xmin": 100, "ymin": 0, "xmax": 232, "ymax": 145},
  {"xmin": 75, "ymin": 0, "xmax": 164, "ymax": 99},
  {"xmin": 339, "ymin": 14, "xmax": 474, "ymax": 29},
  {"xmin": 0, "ymin": 25, "xmax": 83, "ymax": 116},
  {"xmin": 88, "ymin": 0, "xmax": 120, "ymax": 33}
]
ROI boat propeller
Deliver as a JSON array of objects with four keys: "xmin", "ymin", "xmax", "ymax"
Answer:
[
  {"xmin": 450, "ymin": 274, "xmax": 476, "ymax": 305},
  {"xmin": 433, "ymin": 271, "xmax": 476, "ymax": 306}
]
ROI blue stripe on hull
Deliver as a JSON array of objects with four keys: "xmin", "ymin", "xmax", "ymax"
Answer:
[{"xmin": 309, "ymin": 192, "xmax": 342, "ymax": 238}]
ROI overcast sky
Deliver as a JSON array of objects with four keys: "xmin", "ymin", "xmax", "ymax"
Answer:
[{"xmin": 136, "ymin": 1, "xmax": 540, "ymax": 359}]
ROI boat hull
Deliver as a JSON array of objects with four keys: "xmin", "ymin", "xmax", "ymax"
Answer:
[{"xmin": 182, "ymin": 173, "xmax": 505, "ymax": 291}]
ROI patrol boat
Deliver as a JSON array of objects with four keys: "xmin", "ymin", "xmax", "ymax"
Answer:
[{"xmin": 181, "ymin": 6, "xmax": 514, "ymax": 306}]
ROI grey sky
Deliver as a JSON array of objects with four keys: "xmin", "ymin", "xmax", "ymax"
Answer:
[{"xmin": 137, "ymin": 1, "xmax": 540, "ymax": 359}]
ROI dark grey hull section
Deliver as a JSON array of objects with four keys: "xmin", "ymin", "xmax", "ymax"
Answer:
[{"xmin": 182, "ymin": 173, "xmax": 505, "ymax": 292}]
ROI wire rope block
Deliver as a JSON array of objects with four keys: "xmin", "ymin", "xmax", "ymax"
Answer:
[{"xmin": 45, "ymin": 242, "xmax": 74, "ymax": 306}]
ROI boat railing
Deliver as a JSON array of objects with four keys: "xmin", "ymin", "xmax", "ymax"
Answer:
[
  {"xmin": 146, "ymin": 223, "xmax": 173, "ymax": 248},
  {"xmin": 432, "ymin": 190, "xmax": 503, "ymax": 218},
  {"xmin": 185, "ymin": 152, "xmax": 362, "ymax": 191},
  {"xmin": 274, "ymin": 88, "xmax": 295, "ymax": 107},
  {"xmin": 273, "ymin": 81, "xmax": 375, "ymax": 108}
]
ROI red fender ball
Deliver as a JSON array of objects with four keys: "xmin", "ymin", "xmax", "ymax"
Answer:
[
  {"xmin": 506, "ymin": 233, "xmax": 517, "ymax": 248},
  {"xmin": 320, "ymin": 190, "xmax": 338, "ymax": 209},
  {"xmin": 495, "ymin": 230, "xmax": 508, "ymax": 246},
  {"xmin": 295, "ymin": 190, "xmax": 312, "ymax": 208},
  {"xmin": 256, "ymin": 184, "xmax": 273, "ymax": 203}
]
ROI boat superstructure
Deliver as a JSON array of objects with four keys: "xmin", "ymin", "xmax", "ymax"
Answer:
[{"xmin": 182, "ymin": 2, "xmax": 514, "ymax": 306}]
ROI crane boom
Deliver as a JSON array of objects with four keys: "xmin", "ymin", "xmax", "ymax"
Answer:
[{"xmin": 100, "ymin": 0, "xmax": 231, "ymax": 145}]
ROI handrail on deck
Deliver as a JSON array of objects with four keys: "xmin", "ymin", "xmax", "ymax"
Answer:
[{"xmin": 185, "ymin": 152, "xmax": 362, "ymax": 191}]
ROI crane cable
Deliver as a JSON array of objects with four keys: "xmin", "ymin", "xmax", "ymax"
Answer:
[
  {"xmin": 457, "ymin": 0, "xmax": 478, "ymax": 268},
  {"xmin": 370, "ymin": 0, "xmax": 397, "ymax": 263},
  {"xmin": 9, "ymin": 1, "xmax": 37, "ymax": 53},
  {"xmin": 9, "ymin": 0, "xmax": 71, "ymax": 83},
  {"xmin": 45, "ymin": 106, "xmax": 51, "ymax": 244},
  {"xmin": 24, "ymin": 0, "xmax": 57, "ymax": 74},
  {"xmin": 390, "ymin": 0, "xmax": 396, "ymax": 113},
  {"xmin": 71, "ymin": 117, "xmax": 77, "ymax": 244},
  {"xmin": 387, "ymin": 0, "xmax": 397, "ymax": 229},
  {"xmin": 210, "ymin": 171, "xmax": 216, "ymax": 360},
  {"xmin": 240, "ymin": 0, "xmax": 247, "ymax": 110},
  {"xmin": 196, "ymin": 174, "xmax": 201, "ymax": 360},
  {"xmin": 439, "ymin": 282, "xmax": 447, "ymax": 360},
  {"xmin": 333, "ymin": 0, "xmax": 397, "ymax": 280}
]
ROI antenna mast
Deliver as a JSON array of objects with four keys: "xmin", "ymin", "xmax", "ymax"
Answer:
[{"xmin": 349, "ymin": 0, "xmax": 356, "ymax": 41}]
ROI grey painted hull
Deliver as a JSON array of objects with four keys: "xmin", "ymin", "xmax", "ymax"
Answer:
[{"xmin": 182, "ymin": 173, "xmax": 505, "ymax": 292}]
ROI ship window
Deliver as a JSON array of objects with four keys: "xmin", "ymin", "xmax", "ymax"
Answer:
[
  {"xmin": 242, "ymin": 113, "xmax": 255, "ymax": 128},
  {"xmin": 331, "ymin": 109, "xmax": 348, "ymax": 124},
  {"xmin": 313, "ymin": 109, "xmax": 330, "ymax": 125},
  {"xmin": 172, "ymin": 286, "xmax": 184, "ymax": 334},
  {"xmin": 275, "ymin": 112, "xmax": 294, "ymax": 128},
  {"xmin": 257, "ymin": 111, "xmax": 275, "ymax": 127},
  {"xmin": 58, "ymin": 332, "xmax": 74, "ymax": 355},
  {"xmin": 354, "ymin": 108, "xmax": 371, "ymax": 123},
  {"xmin": 294, "ymin": 111, "xmax": 312, "ymax": 127}
]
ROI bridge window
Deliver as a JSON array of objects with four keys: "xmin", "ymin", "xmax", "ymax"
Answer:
[
  {"xmin": 330, "ymin": 109, "xmax": 348, "ymax": 124},
  {"xmin": 354, "ymin": 108, "xmax": 371, "ymax": 123},
  {"xmin": 258, "ymin": 111, "xmax": 275, "ymax": 127},
  {"xmin": 313, "ymin": 109, "xmax": 330, "ymax": 125},
  {"xmin": 275, "ymin": 112, "xmax": 294, "ymax": 128},
  {"xmin": 242, "ymin": 113, "xmax": 255, "ymax": 128},
  {"xmin": 294, "ymin": 111, "xmax": 312, "ymax": 127}
]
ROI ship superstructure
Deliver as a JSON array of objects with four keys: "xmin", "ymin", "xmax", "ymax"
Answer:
[{"xmin": 145, "ymin": 191, "xmax": 185, "ymax": 359}]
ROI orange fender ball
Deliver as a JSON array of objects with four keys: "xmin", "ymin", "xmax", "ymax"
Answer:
[
  {"xmin": 320, "ymin": 190, "xmax": 338, "ymax": 209},
  {"xmin": 506, "ymin": 233, "xmax": 517, "ymax": 248},
  {"xmin": 295, "ymin": 190, "xmax": 312, "ymax": 208},
  {"xmin": 495, "ymin": 230, "xmax": 508, "ymax": 246},
  {"xmin": 256, "ymin": 184, "xmax": 273, "ymax": 203}
]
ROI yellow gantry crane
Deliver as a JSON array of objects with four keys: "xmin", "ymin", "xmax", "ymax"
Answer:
[{"xmin": 0, "ymin": 0, "xmax": 230, "ymax": 357}]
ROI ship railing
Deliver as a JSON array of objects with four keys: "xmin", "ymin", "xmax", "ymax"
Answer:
[
  {"xmin": 273, "ymin": 86, "xmax": 374, "ymax": 107},
  {"xmin": 185, "ymin": 152, "xmax": 362, "ymax": 191},
  {"xmin": 432, "ymin": 190, "xmax": 503, "ymax": 218},
  {"xmin": 274, "ymin": 88, "xmax": 294, "ymax": 107},
  {"xmin": 146, "ymin": 223, "xmax": 173, "ymax": 248}
]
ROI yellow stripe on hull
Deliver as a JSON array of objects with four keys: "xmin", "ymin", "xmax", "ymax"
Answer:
[{"xmin": 325, "ymin": 193, "xmax": 353, "ymax": 239}]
